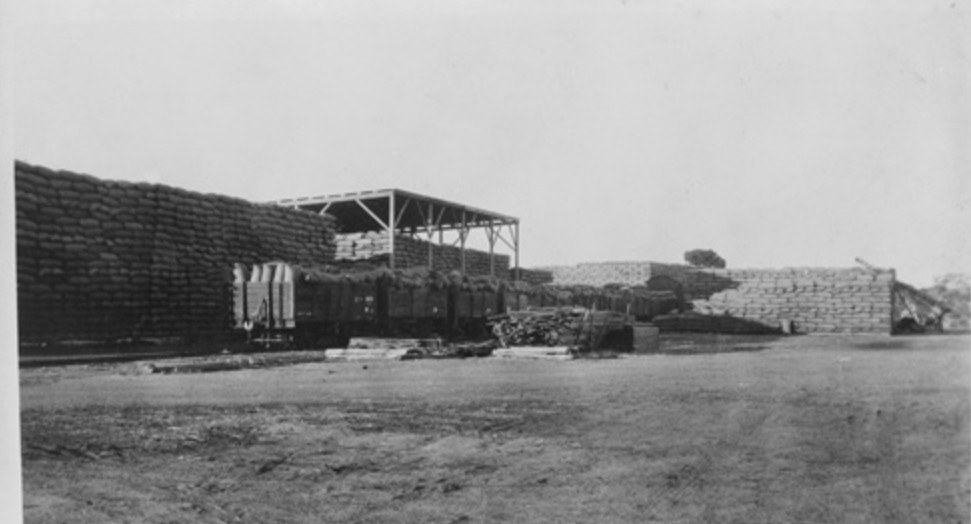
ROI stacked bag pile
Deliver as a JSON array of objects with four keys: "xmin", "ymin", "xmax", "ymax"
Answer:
[
  {"xmin": 392, "ymin": 234, "xmax": 510, "ymax": 277},
  {"xmin": 651, "ymin": 268, "xmax": 895, "ymax": 334},
  {"xmin": 334, "ymin": 232, "xmax": 391, "ymax": 261},
  {"xmin": 332, "ymin": 230, "xmax": 512, "ymax": 279},
  {"xmin": 16, "ymin": 161, "xmax": 338, "ymax": 345}
]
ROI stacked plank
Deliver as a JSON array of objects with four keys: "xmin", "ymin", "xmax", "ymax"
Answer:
[{"xmin": 15, "ymin": 161, "xmax": 338, "ymax": 345}]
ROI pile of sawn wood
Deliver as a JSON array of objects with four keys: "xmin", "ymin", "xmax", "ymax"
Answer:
[{"xmin": 488, "ymin": 307, "xmax": 630, "ymax": 351}]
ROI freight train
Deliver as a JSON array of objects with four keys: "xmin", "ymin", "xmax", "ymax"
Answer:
[{"xmin": 232, "ymin": 262, "xmax": 678, "ymax": 347}]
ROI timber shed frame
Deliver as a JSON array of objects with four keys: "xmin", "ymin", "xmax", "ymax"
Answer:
[{"xmin": 275, "ymin": 189, "xmax": 521, "ymax": 279}]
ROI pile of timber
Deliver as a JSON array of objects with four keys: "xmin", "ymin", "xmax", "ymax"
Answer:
[
  {"xmin": 489, "ymin": 307, "xmax": 584, "ymax": 347},
  {"xmin": 488, "ymin": 307, "xmax": 628, "ymax": 350}
]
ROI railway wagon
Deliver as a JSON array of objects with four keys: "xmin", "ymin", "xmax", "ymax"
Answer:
[
  {"xmin": 505, "ymin": 291, "xmax": 531, "ymax": 312},
  {"xmin": 380, "ymin": 283, "xmax": 451, "ymax": 338},
  {"xmin": 233, "ymin": 263, "xmax": 502, "ymax": 346},
  {"xmin": 234, "ymin": 270, "xmax": 379, "ymax": 346},
  {"xmin": 232, "ymin": 263, "xmax": 676, "ymax": 347}
]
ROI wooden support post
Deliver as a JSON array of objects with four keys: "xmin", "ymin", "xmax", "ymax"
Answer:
[
  {"xmin": 513, "ymin": 221, "xmax": 520, "ymax": 281},
  {"xmin": 395, "ymin": 197, "xmax": 410, "ymax": 226},
  {"xmin": 460, "ymin": 210, "xmax": 467, "ymax": 276},
  {"xmin": 427, "ymin": 202, "xmax": 434, "ymax": 269},
  {"xmin": 388, "ymin": 193, "xmax": 396, "ymax": 270},
  {"xmin": 487, "ymin": 224, "xmax": 497, "ymax": 277}
]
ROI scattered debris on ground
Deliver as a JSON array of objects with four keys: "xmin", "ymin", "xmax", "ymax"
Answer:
[
  {"xmin": 492, "ymin": 346, "xmax": 574, "ymax": 360},
  {"xmin": 139, "ymin": 351, "xmax": 330, "ymax": 375}
]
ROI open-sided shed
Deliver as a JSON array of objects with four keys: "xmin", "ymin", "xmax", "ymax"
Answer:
[{"xmin": 275, "ymin": 189, "xmax": 521, "ymax": 278}]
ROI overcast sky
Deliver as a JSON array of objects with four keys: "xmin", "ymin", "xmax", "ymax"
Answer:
[{"xmin": 7, "ymin": 0, "xmax": 970, "ymax": 286}]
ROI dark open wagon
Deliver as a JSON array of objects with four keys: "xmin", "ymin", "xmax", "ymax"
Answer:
[{"xmin": 233, "ymin": 263, "xmax": 377, "ymax": 347}]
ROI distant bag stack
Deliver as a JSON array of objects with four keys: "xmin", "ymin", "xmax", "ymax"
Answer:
[{"xmin": 652, "ymin": 267, "xmax": 895, "ymax": 334}]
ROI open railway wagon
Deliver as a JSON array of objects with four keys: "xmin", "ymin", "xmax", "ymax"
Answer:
[
  {"xmin": 233, "ymin": 262, "xmax": 380, "ymax": 347},
  {"xmin": 232, "ymin": 262, "xmax": 506, "ymax": 347},
  {"xmin": 232, "ymin": 262, "xmax": 679, "ymax": 348}
]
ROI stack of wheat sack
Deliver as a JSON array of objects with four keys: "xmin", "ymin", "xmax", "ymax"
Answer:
[
  {"xmin": 541, "ymin": 262, "xmax": 657, "ymax": 287},
  {"xmin": 390, "ymin": 235, "xmax": 510, "ymax": 277},
  {"xmin": 334, "ymin": 234, "xmax": 356, "ymax": 259},
  {"xmin": 513, "ymin": 268, "xmax": 554, "ymax": 285},
  {"xmin": 333, "ymin": 231, "xmax": 392, "ymax": 261},
  {"xmin": 15, "ymin": 161, "xmax": 338, "ymax": 345},
  {"xmin": 389, "ymin": 234, "xmax": 430, "ymax": 268},
  {"xmin": 661, "ymin": 267, "xmax": 894, "ymax": 334},
  {"xmin": 255, "ymin": 232, "xmax": 512, "ymax": 284},
  {"xmin": 14, "ymin": 165, "xmax": 187, "ymax": 341}
]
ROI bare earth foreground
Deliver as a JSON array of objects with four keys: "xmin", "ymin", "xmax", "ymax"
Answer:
[{"xmin": 20, "ymin": 335, "xmax": 971, "ymax": 524}]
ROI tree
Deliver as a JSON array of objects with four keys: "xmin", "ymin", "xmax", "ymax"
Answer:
[
  {"xmin": 684, "ymin": 249, "xmax": 726, "ymax": 269},
  {"xmin": 921, "ymin": 273, "xmax": 970, "ymax": 330}
]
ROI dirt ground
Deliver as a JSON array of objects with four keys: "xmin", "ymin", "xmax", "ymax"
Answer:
[{"xmin": 19, "ymin": 334, "xmax": 971, "ymax": 524}]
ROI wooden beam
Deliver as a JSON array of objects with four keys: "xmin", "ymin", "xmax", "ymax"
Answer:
[
  {"xmin": 513, "ymin": 221, "xmax": 520, "ymax": 281},
  {"xmin": 354, "ymin": 198, "xmax": 389, "ymax": 231},
  {"xmin": 487, "ymin": 224, "xmax": 497, "ymax": 277},
  {"xmin": 426, "ymin": 202, "xmax": 434, "ymax": 268},
  {"xmin": 460, "ymin": 210, "xmax": 467, "ymax": 276},
  {"xmin": 395, "ymin": 197, "xmax": 411, "ymax": 228},
  {"xmin": 496, "ymin": 228, "xmax": 516, "ymax": 252},
  {"xmin": 388, "ymin": 193, "xmax": 396, "ymax": 270}
]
